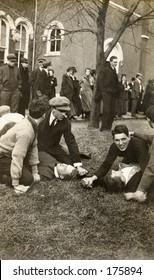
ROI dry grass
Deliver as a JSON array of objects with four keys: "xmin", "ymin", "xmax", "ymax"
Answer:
[{"xmin": 0, "ymin": 118, "xmax": 154, "ymax": 260}]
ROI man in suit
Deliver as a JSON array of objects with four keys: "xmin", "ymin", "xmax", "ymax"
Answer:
[
  {"xmin": 30, "ymin": 58, "xmax": 46, "ymax": 98},
  {"xmin": 0, "ymin": 54, "xmax": 21, "ymax": 112},
  {"xmin": 131, "ymin": 73, "xmax": 143, "ymax": 118},
  {"xmin": 38, "ymin": 96, "xmax": 88, "ymax": 176},
  {"xmin": 37, "ymin": 61, "xmax": 52, "ymax": 98},
  {"xmin": 18, "ymin": 57, "xmax": 30, "ymax": 116},
  {"xmin": 100, "ymin": 56, "xmax": 120, "ymax": 131}
]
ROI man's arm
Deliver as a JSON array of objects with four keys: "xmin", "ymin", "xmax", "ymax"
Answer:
[
  {"xmin": 81, "ymin": 144, "xmax": 118, "ymax": 188},
  {"xmin": 134, "ymin": 132, "xmax": 154, "ymax": 145},
  {"xmin": 136, "ymin": 140, "xmax": 154, "ymax": 192}
]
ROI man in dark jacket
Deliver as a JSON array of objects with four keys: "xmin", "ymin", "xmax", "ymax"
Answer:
[
  {"xmin": 100, "ymin": 56, "xmax": 120, "ymax": 131},
  {"xmin": 0, "ymin": 54, "xmax": 21, "ymax": 112},
  {"xmin": 81, "ymin": 125, "xmax": 149, "ymax": 194},
  {"xmin": 30, "ymin": 58, "xmax": 46, "ymax": 98},
  {"xmin": 18, "ymin": 57, "xmax": 30, "ymax": 115},
  {"xmin": 38, "ymin": 96, "xmax": 88, "ymax": 176}
]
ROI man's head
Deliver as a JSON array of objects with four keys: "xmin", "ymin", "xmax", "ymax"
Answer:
[
  {"xmin": 38, "ymin": 58, "xmax": 46, "ymax": 68},
  {"xmin": 103, "ymin": 173, "xmax": 125, "ymax": 193},
  {"xmin": 146, "ymin": 106, "xmax": 154, "ymax": 128},
  {"xmin": 43, "ymin": 61, "xmax": 52, "ymax": 70},
  {"xmin": 28, "ymin": 98, "xmax": 49, "ymax": 123},
  {"xmin": 112, "ymin": 125, "xmax": 130, "ymax": 151},
  {"xmin": 55, "ymin": 163, "xmax": 78, "ymax": 179},
  {"xmin": 110, "ymin": 56, "xmax": 118, "ymax": 68},
  {"xmin": 21, "ymin": 57, "xmax": 28, "ymax": 68},
  {"xmin": 49, "ymin": 96, "xmax": 70, "ymax": 120},
  {"xmin": 7, "ymin": 54, "xmax": 17, "ymax": 67},
  {"xmin": 136, "ymin": 73, "xmax": 142, "ymax": 81}
]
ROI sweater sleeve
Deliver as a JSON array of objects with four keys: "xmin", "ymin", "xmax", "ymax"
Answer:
[
  {"xmin": 27, "ymin": 135, "xmax": 39, "ymax": 173},
  {"xmin": 94, "ymin": 144, "xmax": 118, "ymax": 178},
  {"xmin": 137, "ymin": 139, "xmax": 154, "ymax": 192},
  {"xmin": 11, "ymin": 134, "xmax": 32, "ymax": 186}
]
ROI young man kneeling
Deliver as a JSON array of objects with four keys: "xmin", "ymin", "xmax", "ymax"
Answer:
[{"xmin": 0, "ymin": 99, "xmax": 48, "ymax": 194}]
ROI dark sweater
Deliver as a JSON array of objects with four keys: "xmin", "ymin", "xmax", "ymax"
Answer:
[{"xmin": 95, "ymin": 137, "xmax": 149, "ymax": 179}]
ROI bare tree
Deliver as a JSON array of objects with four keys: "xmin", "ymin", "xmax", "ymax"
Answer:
[{"xmin": 48, "ymin": 0, "xmax": 154, "ymax": 128}]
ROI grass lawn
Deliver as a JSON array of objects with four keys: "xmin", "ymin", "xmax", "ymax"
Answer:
[{"xmin": 0, "ymin": 118, "xmax": 154, "ymax": 260}]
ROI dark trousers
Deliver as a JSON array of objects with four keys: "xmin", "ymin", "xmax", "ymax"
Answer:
[
  {"xmin": 101, "ymin": 93, "xmax": 116, "ymax": 130},
  {"xmin": 48, "ymin": 145, "xmax": 72, "ymax": 165},
  {"xmin": 131, "ymin": 98, "xmax": 138, "ymax": 117},
  {"xmin": 1, "ymin": 89, "xmax": 21, "ymax": 112},
  {"xmin": 0, "ymin": 156, "xmax": 33, "ymax": 186}
]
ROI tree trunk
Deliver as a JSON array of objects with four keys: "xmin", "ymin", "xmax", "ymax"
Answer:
[{"xmin": 89, "ymin": 6, "xmax": 107, "ymax": 128}]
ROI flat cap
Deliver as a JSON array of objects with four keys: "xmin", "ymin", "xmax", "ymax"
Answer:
[
  {"xmin": 38, "ymin": 58, "xmax": 46, "ymax": 63},
  {"xmin": 0, "ymin": 105, "xmax": 11, "ymax": 117},
  {"xmin": 7, "ymin": 54, "xmax": 17, "ymax": 61},
  {"xmin": 146, "ymin": 105, "xmax": 154, "ymax": 122},
  {"xmin": 136, "ymin": 73, "xmax": 142, "ymax": 77},
  {"xmin": 49, "ymin": 96, "xmax": 70, "ymax": 111},
  {"xmin": 21, "ymin": 57, "xmax": 28, "ymax": 63},
  {"xmin": 43, "ymin": 61, "xmax": 52, "ymax": 68}
]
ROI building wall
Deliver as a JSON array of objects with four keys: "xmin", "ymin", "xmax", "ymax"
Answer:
[{"xmin": 0, "ymin": 0, "xmax": 153, "ymax": 91}]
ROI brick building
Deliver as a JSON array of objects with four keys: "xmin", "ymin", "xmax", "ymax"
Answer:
[{"xmin": 0, "ymin": 0, "xmax": 154, "ymax": 91}]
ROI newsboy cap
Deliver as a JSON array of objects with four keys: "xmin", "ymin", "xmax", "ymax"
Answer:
[
  {"xmin": 38, "ymin": 58, "xmax": 46, "ymax": 63},
  {"xmin": 43, "ymin": 61, "xmax": 52, "ymax": 68},
  {"xmin": 136, "ymin": 73, "xmax": 142, "ymax": 77},
  {"xmin": 49, "ymin": 96, "xmax": 70, "ymax": 111},
  {"xmin": 0, "ymin": 105, "xmax": 11, "ymax": 117},
  {"xmin": 21, "ymin": 57, "xmax": 28, "ymax": 63},
  {"xmin": 146, "ymin": 106, "xmax": 154, "ymax": 122},
  {"xmin": 7, "ymin": 54, "xmax": 17, "ymax": 62}
]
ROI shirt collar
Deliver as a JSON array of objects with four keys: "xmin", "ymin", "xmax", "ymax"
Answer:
[{"xmin": 49, "ymin": 111, "xmax": 56, "ymax": 125}]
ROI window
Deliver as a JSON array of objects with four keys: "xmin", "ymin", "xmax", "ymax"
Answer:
[
  {"xmin": 15, "ymin": 24, "xmax": 27, "ymax": 65},
  {"xmin": 0, "ymin": 19, "xmax": 7, "ymax": 65},
  {"xmin": 44, "ymin": 21, "xmax": 64, "ymax": 56},
  {"xmin": 50, "ymin": 28, "xmax": 61, "ymax": 52}
]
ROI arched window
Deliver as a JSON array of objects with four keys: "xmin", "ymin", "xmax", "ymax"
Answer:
[
  {"xmin": 43, "ymin": 21, "xmax": 64, "ymax": 56},
  {"xmin": 50, "ymin": 28, "xmax": 61, "ymax": 52},
  {"xmin": 15, "ymin": 24, "xmax": 27, "ymax": 65},
  {"xmin": 0, "ymin": 18, "xmax": 8, "ymax": 65}
]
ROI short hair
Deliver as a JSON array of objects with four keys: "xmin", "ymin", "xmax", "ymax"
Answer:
[
  {"xmin": 110, "ymin": 56, "xmax": 117, "ymax": 62},
  {"xmin": 112, "ymin": 125, "xmax": 129, "ymax": 138},
  {"xmin": 103, "ymin": 174, "xmax": 125, "ymax": 193},
  {"xmin": 28, "ymin": 98, "xmax": 49, "ymax": 119}
]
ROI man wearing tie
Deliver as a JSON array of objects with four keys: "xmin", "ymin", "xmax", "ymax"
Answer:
[{"xmin": 38, "ymin": 96, "xmax": 88, "ymax": 176}]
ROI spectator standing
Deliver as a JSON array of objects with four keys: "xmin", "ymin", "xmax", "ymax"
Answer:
[
  {"xmin": 49, "ymin": 69, "xmax": 57, "ymax": 99},
  {"xmin": 30, "ymin": 58, "xmax": 46, "ymax": 98},
  {"xmin": 60, "ymin": 66, "xmax": 77, "ymax": 117},
  {"xmin": 142, "ymin": 79, "xmax": 154, "ymax": 114},
  {"xmin": 0, "ymin": 54, "xmax": 21, "ymax": 112},
  {"xmin": 37, "ymin": 61, "xmax": 52, "ymax": 99},
  {"xmin": 100, "ymin": 56, "xmax": 120, "ymax": 131},
  {"xmin": 128, "ymin": 77, "xmax": 135, "ymax": 112},
  {"xmin": 18, "ymin": 57, "xmax": 30, "ymax": 116},
  {"xmin": 80, "ymin": 68, "xmax": 93, "ymax": 120},
  {"xmin": 131, "ymin": 73, "xmax": 143, "ymax": 118}
]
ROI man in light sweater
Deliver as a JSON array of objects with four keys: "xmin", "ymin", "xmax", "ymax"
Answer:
[{"xmin": 0, "ymin": 98, "xmax": 47, "ymax": 194}]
